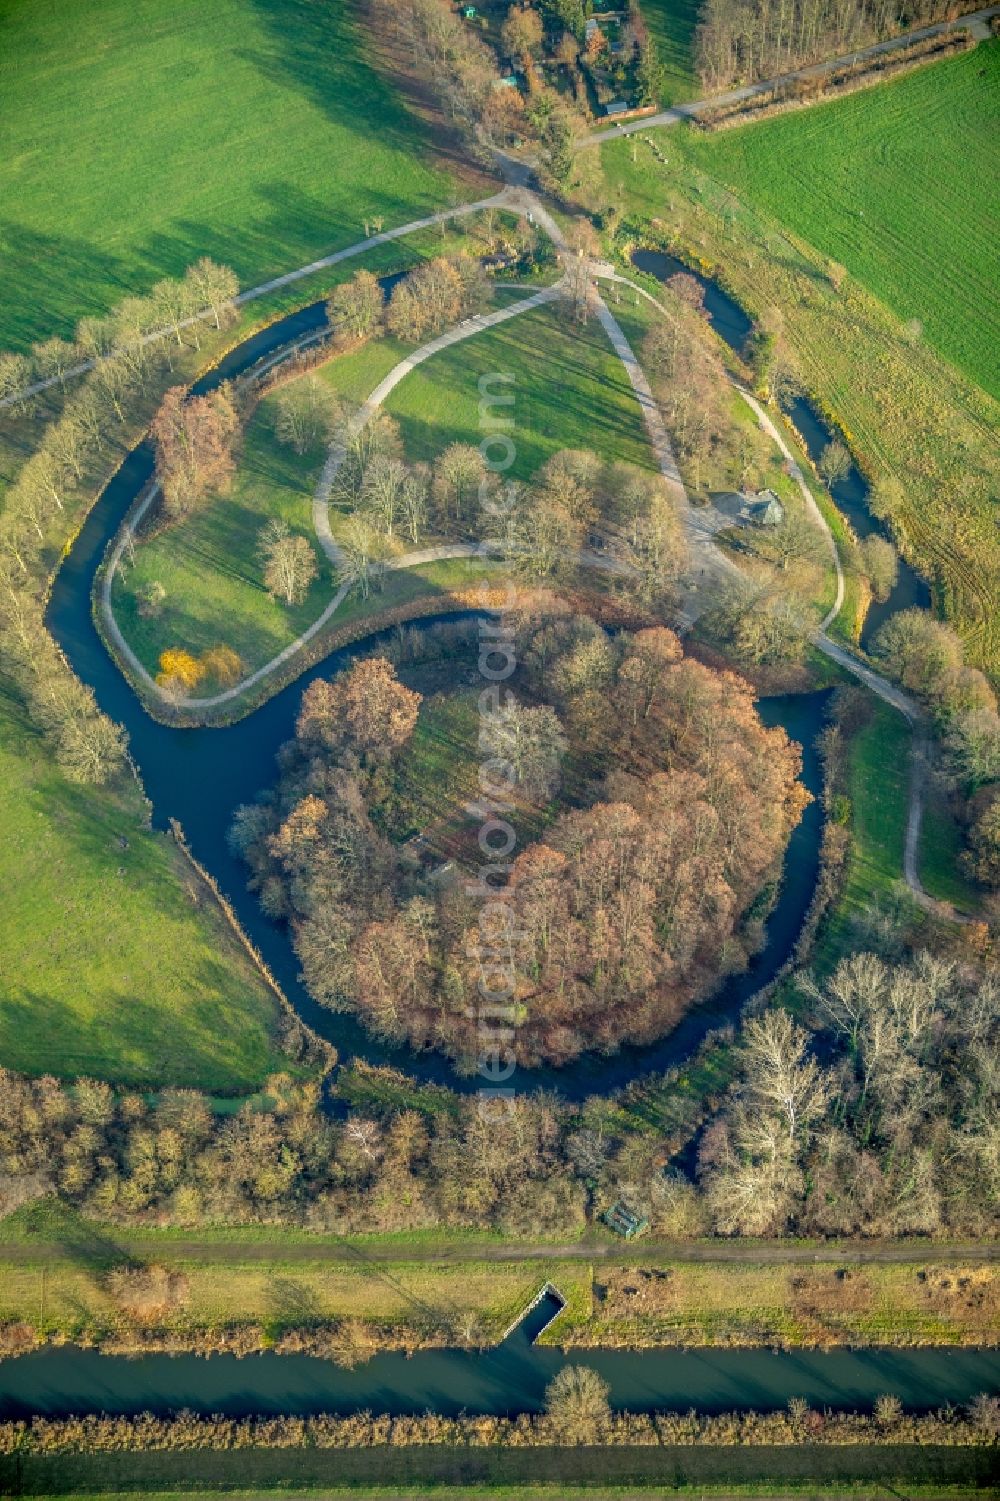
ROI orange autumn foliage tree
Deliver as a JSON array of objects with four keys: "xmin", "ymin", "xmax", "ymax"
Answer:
[{"xmin": 235, "ymin": 617, "xmax": 809, "ymax": 1069}]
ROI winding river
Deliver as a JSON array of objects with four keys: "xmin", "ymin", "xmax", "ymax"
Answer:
[
  {"xmin": 32, "ymin": 277, "xmax": 998, "ymax": 1423},
  {"xmin": 46, "ymin": 288, "xmax": 829, "ymax": 1100},
  {"xmin": 630, "ymin": 248, "xmax": 931, "ymax": 646}
]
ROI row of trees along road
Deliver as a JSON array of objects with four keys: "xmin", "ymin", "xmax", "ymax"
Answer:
[
  {"xmin": 695, "ymin": 0, "xmax": 962, "ymax": 90},
  {"xmin": 0, "ymin": 260, "xmax": 238, "ymax": 783}
]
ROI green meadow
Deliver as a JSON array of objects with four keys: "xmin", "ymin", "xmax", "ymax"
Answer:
[
  {"xmin": 0, "ymin": 692, "xmax": 288, "ymax": 1089},
  {"xmin": 677, "ymin": 42, "xmax": 1000, "ymax": 398},
  {"xmin": 0, "ymin": 0, "xmax": 464, "ymax": 351}
]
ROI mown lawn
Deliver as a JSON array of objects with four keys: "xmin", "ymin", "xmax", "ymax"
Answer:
[
  {"xmin": 0, "ymin": 1249, "xmax": 573, "ymax": 1348},
  {"xmin": 0, "ymin": 0, "xmax": 466, "ymax": 351},
  {"xmin": 569, "ymin": 1261, "xmax": 998, "ymax": 1348},
  {"xmin": 111, "ymin": 392, "xmax": 330, "ymax": 678},
  {"xmin": 112, "ymin": 292, "xmax": 655, "ymax": 682},
  {"xmin": 383, "ymin": 302, "xmax": 657, "ymax": 479},
  {"xmin": 0, "ymin": 694, "xmax": 288, "ymax": 1089},
  {"xmin": 679, "ymin": 42, "xmax": 1000, "ymax": 399}
]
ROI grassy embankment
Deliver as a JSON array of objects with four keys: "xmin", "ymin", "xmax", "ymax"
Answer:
[
  {"xmin": 0, "ymin": 1205, "xmax": 994, "ymax": 1350},
  {"xmin": 600, "ymin": 41, "xmax": 1000, "ymax": 673},
  {"xmin": 110, "ymin": 297, "xmax": 658, "ymax": 696},
  {"xmin": 0, "ymin": 0, "xmax": 481, "ymax": 352},
  {"xmin": 0, "ymin": 694, "xmax": 287, "ymax": 1089}
]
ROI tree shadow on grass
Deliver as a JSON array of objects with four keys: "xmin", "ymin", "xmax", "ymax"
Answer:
[
  {"xmin": 0, "ymin": 219, "xmax": 132, "ymax": 352},
  {"xmin": 14, "ymin": 1198, "xmax": 127, "ymax": 1274}
]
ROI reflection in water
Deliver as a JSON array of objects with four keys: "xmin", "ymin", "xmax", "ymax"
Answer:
[{"xmin": 0, "ymin": 1314, "xmax": 996, "ymax": 1419}]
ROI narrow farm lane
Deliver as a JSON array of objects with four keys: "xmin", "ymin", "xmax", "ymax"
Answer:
[
  {"xmin": 580, "ymin": 5, "xmax": 1000, "ymax": 146},
  {"xmin": 2, "ymin": 1233, "xmax": 995, "ymax": 1268}
]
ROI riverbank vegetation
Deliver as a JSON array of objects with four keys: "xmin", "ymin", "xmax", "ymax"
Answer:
[
  {"xmin": 600, "ymin": 52, "xmax": 1000, "ymax": 674},
  {"xmin": 1, "ymin": 1399, "xmax": 996, "ymax": 1457},
  {"xmin": 694, "ymin": 0, "xmax": 976, "ymax": 91},
  {"xmin": 0, "ymin": 921, "xmax": 994, "ymax": 1241},
  {"xmin": 0, "ymin": 272, "xmax": 308, "ymax": 1089}
]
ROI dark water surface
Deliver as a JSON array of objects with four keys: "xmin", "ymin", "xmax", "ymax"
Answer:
[
  {"xmin": 45, "ymin": 291, "xmax": 830, "ymax": 1099},
  {"xmin": 630, "ymin": 249, "xmax": 931, "ymax": 645},
  {"xmin": 1, "ymin": 1299, "xmax": 996, "ymax": 1420},
  {"xmin": 25, "ymin": 233, "xmax": 999, "ymax": 1429}
]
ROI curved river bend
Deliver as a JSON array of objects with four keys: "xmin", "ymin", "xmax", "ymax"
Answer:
[
  {"xmin": 46, "ymin": 290, "xmax": 829, "ymax": 1099},
  {"xmin": 26, "ymin": 265, "xmax": 999, "ymax": 1426}
]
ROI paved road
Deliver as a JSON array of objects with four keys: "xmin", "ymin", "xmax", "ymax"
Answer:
[
  {"xmin": 581, "ymin": 5, "xmax": 1000, "ymax": 146},
  {"xmin": 1, "ymin": 1233, "xmax": 995, "ymax": 1267}
]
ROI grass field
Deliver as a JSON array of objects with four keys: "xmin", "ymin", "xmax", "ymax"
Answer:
[
  {"xmin": 0, "ymin": 1256, "xmax": 560, "ymax": 1348},
  {"xmin": 383, "ymin": 302, "xmax": 656, "ymax": 479},
  {"xmin": 0, "ymin": 692, "xmax": 289, "ymax": 1089},
  {"xmin": 111, "ymin": 294, "xmax": 654, "ymax": 685},
  {"xmin": 813, "ymin": 697, "xmax": 913, "ymax": 969},
  {"xmin": 0, "ymin": 0, "xmax": 469, "ymax": 352},
  {"xmin": 681, "ymin": 42, "xmax": 1000, "ymax": 399},
  {"xmin": 639, "ymin": 0, "xmax": 701, "ymax": 105},
  {"xmin": 601, "ymin": 62, "xmax": 1000, "ymax": 672}
]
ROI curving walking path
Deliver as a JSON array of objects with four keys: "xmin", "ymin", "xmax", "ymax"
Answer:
[
  {"xmin": 0, "ymin": 189, "xmax": 519, "ymax": 411},
  {"xmin": 100, "ymin": 195, "xmax": 952, "ymax": 912},
  {"xmin": 595, "ymin": 270, "xmax": 952, "ymax": 915}
]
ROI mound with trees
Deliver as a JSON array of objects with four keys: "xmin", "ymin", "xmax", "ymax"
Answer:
[{"xmin": 233, "ymin": 604, "xmax": 808, "ymax": 1068}]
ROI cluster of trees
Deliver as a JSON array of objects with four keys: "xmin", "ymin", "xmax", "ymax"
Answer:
[
  {"xmin": 0, "ymin": 1062, "xmax": 583, "ymax": 1236},
  {"xmin": 695, "ymin": 0, "xmax": 959, "ymax": 90},
  {"xmin": 696, "ymin": 951, "xmax": 1000, "ymax": 1236},
  {"xmin": 0, "ymin": 943, "xmax": 994, "ymax": 1239},
  {"xmin": 317, "ymin": 413, "xmax": 685, "ymax": 609},
  {"xmin": 233, "ymin": 609, "xmax": 806, "ymax": 1068},
  {"xmin": 385, "ymin": 253, "xmax": 492, "ymax": 342},
  {"xmin": 376, "ymin": 0, "xmax": 529, "ymax": 151},
  {"xmin": 872, "ymin": 608, "xmax": 1000, "ymax": 889},
  {"xmin": 707, "ymin": 577, "xmax": 813, "ymax": 666},
  {"xmin": 375, "ymin": 0, "xmax": 587, "ymax": 187},
  {"xmin": 3, "ymin": 1394, "xmax": 996, "ymax": 1454},
  {"xmin": 150, "ymin": 384, "xmax": 239, "ymax": 520}
]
